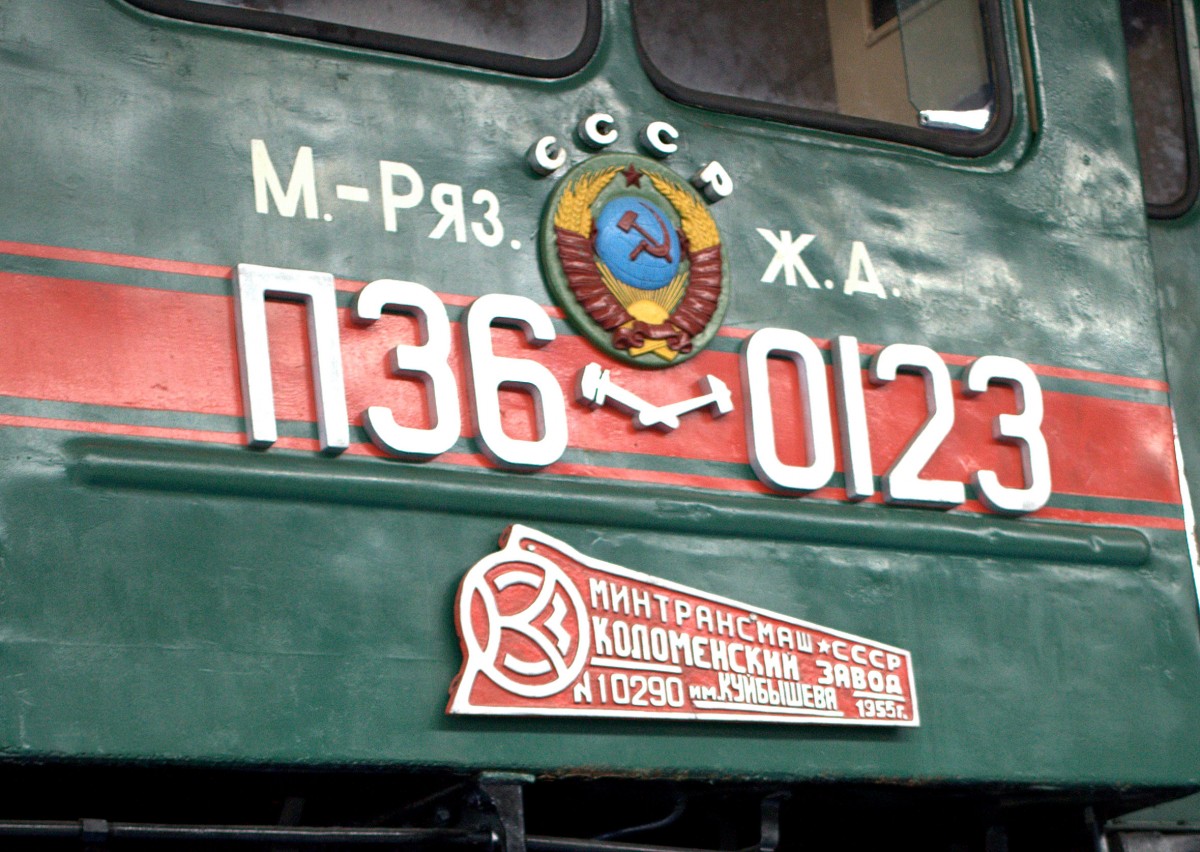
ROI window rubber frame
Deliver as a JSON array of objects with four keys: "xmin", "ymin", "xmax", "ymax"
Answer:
[
  {"xmin": 630, "ymin": 0, "xmax": 1014, "ymax": 158},
  {"xmin": 124, "ymin": 0, "xmax": 602, "ymax": 79},
  {"xmin": 1142, "ymin": 0, "xmax": 1200, "ymax": 219}
]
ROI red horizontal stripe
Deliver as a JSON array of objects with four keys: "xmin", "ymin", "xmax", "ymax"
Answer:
[
  {"xmin": 1031, "ymin": 363, "xmax": 1169, "ymax": 392},
  {"xmin": 0, "ymin": 239, "xmax": 1170, "ymax": 392},
  {"xmin": 0, "ymin": 412, "xmax": 245, "ymax": 445},
  {"xmin": 1026, "ymin": 506, "xmax": 1185, "ymax": 531},
  {"xmin": 849, "ymin": 341, "xmax": 1168, "ymax": 392},
  {"xmin": 0, "ymin": 271, "xmax": 1181, "ymax": 514},
  {"xmin": 0, "ymin": 239, "xmax": 233, "ymax": 280}
]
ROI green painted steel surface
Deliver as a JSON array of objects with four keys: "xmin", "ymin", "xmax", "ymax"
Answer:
[{"xmin": 0, "ymin": 0, "xmax": 1197, "ymax": 794}]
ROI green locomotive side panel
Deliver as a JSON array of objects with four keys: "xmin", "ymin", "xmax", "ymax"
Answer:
[{"xmin": 0, "ymin": 0, "xmax": 1196, "ymax": 795}]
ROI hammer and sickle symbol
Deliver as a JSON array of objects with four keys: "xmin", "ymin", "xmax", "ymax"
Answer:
[{"xmin": 617, "ymin": 202, "xmax": 673, "ymax": 263}]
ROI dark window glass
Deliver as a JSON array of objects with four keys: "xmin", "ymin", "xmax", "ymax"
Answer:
[
  {"xmin": 1120, "ymin": 0, "xmax": 1197, "ymax": 216},
  {"xmin": 129, "ymin": 0, "xmax": 598, "ymax": 77},
  {"xmin": 872, "ymin": 0, "xmax": 899, "ymax": 30},
  {"xmin": 632, "ymin": 0, "xmax": 1010, "ymax": 155}
]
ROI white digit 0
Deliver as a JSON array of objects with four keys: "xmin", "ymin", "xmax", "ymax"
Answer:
[{"xmin": 741, "ymin": 327, "xmax": 836, "ymax": 493}]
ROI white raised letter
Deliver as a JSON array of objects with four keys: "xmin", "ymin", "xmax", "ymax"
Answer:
[
  {"xmin": 234, "ymin": 263, "xmax": 348, "ymax": 452},
  {"xmin": 758, "ymin": 230, "xmax": 820, "ymax": 289},
  {"xmin": 692, "ymin": 161, "xmax": 732, "ymax": 202},
  {"xmin": 639, "ymin": 121, "xmax": 680, "ymax": 157},
  {"xmin": 252, "ymin": 140, "xmax": 319, "ymax": 219},
  {"xmin": 380, "ymin": 161, "xmax": 425, "ymax": 232},
  {"xmin": 844, "ymin": 241, "xmax": 886, "ymax": 298},
  {"xmin": 578, "ymin": 113, "xmax": 618, "ymax": 149},
  {"xmin": 429, "ymin": 183, "xmax": 466, "ymax": 243}
]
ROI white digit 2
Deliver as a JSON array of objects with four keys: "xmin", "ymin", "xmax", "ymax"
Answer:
[{"xmin": 869, "ymin": 343, "xmax": 965, "ymax": 508}]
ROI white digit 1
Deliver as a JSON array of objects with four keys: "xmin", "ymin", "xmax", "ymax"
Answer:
[
  {"xmin": 351, "ymin": 279, "xmax": 461, "ymax": 460},
  {"xmin": 832, "ymin": 335, "xmax": 875, "ymax": 500},
  {"xmin": 869, "ymin": 343, "xmax": 965, "ymax": 508},
  {"xmin": 962, "ymin": 355, "xmax": 1051, "ymax": 514},
  {"xmin": 740, "ymin": 327, "xmax": 835, "ymax": 493},
  {"xmin": 462, "ymin": 293, "xmax": 567, "ymax": 470}
]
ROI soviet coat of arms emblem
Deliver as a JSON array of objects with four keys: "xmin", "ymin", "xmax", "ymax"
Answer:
[{"xmin": 539, "ymin": 153, "xmax": 729, "ymax": 368}]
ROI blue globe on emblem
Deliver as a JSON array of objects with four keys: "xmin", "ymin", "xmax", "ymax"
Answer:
[{"xmin": 593, "ymin": 197, "xmax": 681, "ymax": 290}]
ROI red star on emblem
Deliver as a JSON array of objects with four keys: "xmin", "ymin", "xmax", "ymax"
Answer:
[{"xmin": 621, "ymin": 164, "xmax": 642, "ymax": 187}]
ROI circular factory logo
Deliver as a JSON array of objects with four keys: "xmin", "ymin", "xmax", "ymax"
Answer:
[
  {"xmin": 456, "ymin": 548, "xmax": 590, "ymax": 700},
  {"xmin": 539, "ymin": 153, "xmax": 729, "ymax": 368}
]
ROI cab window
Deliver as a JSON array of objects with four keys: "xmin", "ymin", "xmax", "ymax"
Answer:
[
  {"xmin": 632, "ymin": 0, "xmax": 1011, "ymax": 155},
  {"xmin": 128, "ymin": 0, "xmax": 599, "ymax": 77},
  {"xmin": 1120, "ymin": 0, "xmax": 1198, "ymax": 216}
]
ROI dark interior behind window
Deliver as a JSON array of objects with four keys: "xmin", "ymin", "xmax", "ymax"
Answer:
[
  {"xmin": 872, "ymin": 0, "xmax": 899, "ymax": 30},
  {"xmin": 1121, "ymin": 0, "xmax": 1198, "ymax": 216},
  {"xmin": 635, "ymin": 3, "xmax": 839, "ymax": 116},
  {"xmin": 129, "ymin": 0, "xmax": 598, "ymax": 77}
]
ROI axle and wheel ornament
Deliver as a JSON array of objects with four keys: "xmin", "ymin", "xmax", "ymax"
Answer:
[{"xmin": 575, "ymin": 362, "xmax": 733, "ymax": 431}]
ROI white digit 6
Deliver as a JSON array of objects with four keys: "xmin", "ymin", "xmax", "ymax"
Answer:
[
  {"xmin": 462, "ymin": 293, "xmax": 567, "ymax": 470},
  {"xmin": 869, "ymin": 343, "xmax": 965, "ymax": 508},
  {"xmin": 963, "ymin": 355, "xmax": 1051, "ymax": 514},
  {"xmin": 351, "ymin": 279, "xmax": 461, "ymax": 459}
]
